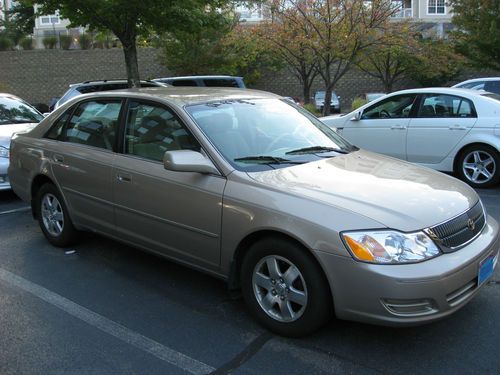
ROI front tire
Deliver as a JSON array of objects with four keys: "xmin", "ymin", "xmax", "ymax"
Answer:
[
  {"xmin": 456, "ymin": 145, "xmax": 500, "ymax": 188},
  {"xmin": 241, "ymin": 237, "xmax": 333, "ymax": 337},
  {"xmin": 35, "ymin": 183, "xmax": 79, "ymax": 247}
]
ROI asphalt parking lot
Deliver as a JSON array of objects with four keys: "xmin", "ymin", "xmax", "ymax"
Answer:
[{"xmin": 0, "ymin": 184, "xmax": 499, "ymax": 375}]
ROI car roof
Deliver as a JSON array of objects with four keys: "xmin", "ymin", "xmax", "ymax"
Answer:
[
  {"xmin": 153, "ymin": 75, "xmax": 243, "ymax": 80},
  {"xmin": 66, "ymin": 87, "xmax": 280, "ymax": 107},
  {"xmin": 68, "ymin": 79, "xmax": 162, "ymax": 88},
  {"xmin": 382, "ymin": 87, "xmax": 486, "ymax": 96},
  {"xmin": 453, "ymin": 77, "xmax": 500, "ymax": 86}
]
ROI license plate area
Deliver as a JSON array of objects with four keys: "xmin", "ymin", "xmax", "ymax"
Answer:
[{"xmin": 478, "ymin": 252, "xmax": 498, "ymax": 285}]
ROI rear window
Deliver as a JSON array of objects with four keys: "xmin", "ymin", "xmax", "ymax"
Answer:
[{"xmin": 0, "ymin": 96, "xmax": 44, "ymax": 125}]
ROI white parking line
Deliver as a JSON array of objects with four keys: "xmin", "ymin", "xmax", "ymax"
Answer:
[
  {"xmin": 0, "ymin": 267, "xmax": 215, "ymax": 375},
  {"xmin": 0, "ymin": 206, "xmax": 31, "ymax": 215}
]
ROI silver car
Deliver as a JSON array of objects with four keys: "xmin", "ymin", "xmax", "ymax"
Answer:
[
  {"xmin": 8, "ymin": 87, "xmax": 499, "ymax": 337},
  {"xmin": 0, "ymin": 93, "xmax": 43, "ymax": 190}
]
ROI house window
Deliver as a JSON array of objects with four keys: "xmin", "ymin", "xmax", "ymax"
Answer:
[
  {"xmin": 428, "ymin": 0, "xmax": 445, "ymax": 14},
  {"xmin": 40, "ymin": 15, "xmax": 60, "ymax": 25}
]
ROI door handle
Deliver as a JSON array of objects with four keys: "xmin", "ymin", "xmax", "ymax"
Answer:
[
  {"xmin": 390, "ymin": 125, "xmax": 406, "ymax": 130},
  {"xmin": 53, "ymin": 154, "xmax": 64, "ymax": 163},
  {"xmin": 117, "ymin": 174, "xmax": 131, "ymax": 182},
  {"xmin": 449, "ymin": 125, "xmax": 466, "ymax": 130}
]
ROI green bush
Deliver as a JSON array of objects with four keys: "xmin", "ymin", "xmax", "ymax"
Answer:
[
  {"xmin": 60, "ymin": 34, "xmax": 73, "ymax": 50},
  {"xmin": 19, "ymin": 36, "xmax": 34, "ymax": 50},
  {"xmin": 43, "ymin": 36, "xmax": 58, "ymax": 49},
  {"xmin": 78, "ymin": 33, "xmax": 92, "ymax": 50},
  {"xmin": 351, "ymin": 97, "xmax": 367, "ymax": 111},
  {"xmin": 303, "ymin": 103, "xmax": 321, "ymax": 116},
  {"xmin": 0, "ymin": 35, "xmax": 14, "ymax": 51}
]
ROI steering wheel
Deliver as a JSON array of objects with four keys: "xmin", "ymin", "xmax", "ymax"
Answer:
[{"xmin": 379, "ymin": 109, "xmax": 391, "ymax": 118}]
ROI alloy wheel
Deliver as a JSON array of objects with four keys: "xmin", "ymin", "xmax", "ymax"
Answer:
[
  {"xmin": 41, "ymin": 193, "xmax": 64, "ymax": 237},
  {"xmin": 252, "ymin": 255, "xmax": 308, "ymax": 323},
  {"xmin": 462, "ymin": 150, "xmax": 497, "ymax": 184}
]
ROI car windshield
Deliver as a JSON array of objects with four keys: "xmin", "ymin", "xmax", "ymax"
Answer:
[
  {"xmin": 0, "ymin": 96, "xmax": 44, "ymax": 125},
  {"xmin": 186, "ymin": 98, "xmax": 355, "ymax": 171}
]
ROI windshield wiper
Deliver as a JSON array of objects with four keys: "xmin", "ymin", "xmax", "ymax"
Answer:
[
  {"xmin": 234, "ymin": 155, "xmax": 305, "ymax": 164},
  {"xmin": 285, "ymin": 146, "xmax": 350, "ymax": 155}
]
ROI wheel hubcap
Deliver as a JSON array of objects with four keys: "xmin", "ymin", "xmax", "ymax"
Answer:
[
  {"xmin": 463, "ymin": 150, "xmax": 496, "ymax": 184},
  {"xmin": 252, "ymin": 255, "xmax": 308, "ymax": 323},
  {"xmin": 41, "ymin": 193, "xmax": 64, "ymax": 237}
]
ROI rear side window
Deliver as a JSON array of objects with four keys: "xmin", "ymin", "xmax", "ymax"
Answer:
[
  {"xmin": 417, "ymin": 94, "xmax": 476, "ymax": 118},
  {"xmin": 60, "ymin": 100, "xmax": 122, "ymax": 150},
  {"xmin": 203, "ymin": 79, "xmax": 239, "ymax": 88},
  {"xmin": 484, "ymin": 81, "xmax": 500, "ymax": 95},
  {"xmin": 170, "ymin": 80, "xmax": 198, "ymax": 87}
]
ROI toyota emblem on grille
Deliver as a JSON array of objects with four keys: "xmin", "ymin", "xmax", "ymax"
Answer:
[{"xmin": 467, "ymin": 218, "xmax": 476, "ymax": 231}]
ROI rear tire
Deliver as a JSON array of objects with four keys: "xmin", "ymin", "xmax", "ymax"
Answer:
[
  {"xmin": 241, "ymin": 237, "xmax": 333, "ymax": 337},
  {"xmin": 456, "ymin": 145, "xmax": 500, "ymax": 188},
  {"xmin": 35, "ymin": 183, "xmax": 79, "ymax": 247}
]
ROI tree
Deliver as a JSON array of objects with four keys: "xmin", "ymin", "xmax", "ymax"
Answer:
[
  {"xmin": 270, "ymin": 0, "xmax": 397, "ymax": 116},
  {"xmin": 256, "ymin": 5, "xmax": 318, "ymax": 103},
  {"xmin": 405, "ymin": 37, "xmax": 466, "ymax": 87},
  {"xmin": 449, "ymin": 0, "xmax": 500, "ymax": 70},
  {"xmin": 355, "ymin": 23, "xmax": 416, "ymax": 93},
  {"xmin": 0, "ymin": 2, "xmax": 35, "ymax": 45},
  {"xmin": 28, "ymin": 0, "xmax": 230, "ymax": 87},
  {"xmin": 158, "ymin": 10, "xmax": 281, "ymax": 85}
]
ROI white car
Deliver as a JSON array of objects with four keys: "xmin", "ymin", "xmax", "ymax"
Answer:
[
  {"xmin": 320, "ymin": 88, "xmax": 500, "ymax": 188},
  {"xmin": 453, "ymin": 77, "xmax": 500, "ymax": 95}
]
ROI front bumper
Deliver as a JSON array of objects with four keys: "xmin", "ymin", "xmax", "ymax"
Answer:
[
  {"xmin": 315, "ymin": 216, "xmax": 499, "ymax": 326},
  {"xmin": 0, "ymin": 157, "xmax": 11, "ymax": 190}
]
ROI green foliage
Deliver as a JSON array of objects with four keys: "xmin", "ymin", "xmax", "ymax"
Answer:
[
  {"xmin": 43, "ymin": 36, "xmax": 57, "ymax": 49},
  {"xmin": 351, "ymin": 97, "xmax": 367, "ymax": 111},
  {"xmin": 59, "ymin": 34, "xmax": 73, "ymax": 50},
  {"xmin": 405, "ymin": 38, "xmax": 465, "ymax": 87},
  {"xmin": 78, "ymin": 34, "xmax": 93, "ymax": 50},
  {"xmin": 4, "ymin": 2, "xmax": 35, "ymax": 35},
  {"xmin": 449, "ymin": 0, "xmax": 500, "ymax": 70},
  {"xmin": 29, "ymin": 0, "xmax": 233, "ymax": 87},
  {"xmin": 0, "ymin": 35, "xmax": 14, "ymax": 51},
  {"xmin": 94, "ymin": 31, "xmax": 112, "ymax": 49},
  {"xmin": 303, "ymin": 103, "xmax": 320, "ymax": 116},
  {"xmin": 19, "ymin": 36, "xmax": 34, "ymax": 50}
]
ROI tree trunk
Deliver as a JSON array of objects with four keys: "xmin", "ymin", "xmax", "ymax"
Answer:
[
  {"xmin": 323, "ymin": 88, "xmax": 332, "ymax": 116},
  {"xmin": 303, "ymin": 81, "xmax": 312, "ymax": 105},
  {"xmin": 121, "ymin": 35, "xmax": 141, "ymax": 88}
]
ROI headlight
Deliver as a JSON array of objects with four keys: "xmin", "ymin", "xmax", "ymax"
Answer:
[
  {"xmin": 342, "ymin": 230, "xmax": 441, "ymax": 264},
  {"xmin": 0, "ymin": 146, "xmax": 9, "ymax": 159}
]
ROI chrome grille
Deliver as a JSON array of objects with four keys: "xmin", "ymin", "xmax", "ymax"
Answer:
[{"xmin": 427, "ymin": 201, "xmax": 485, "ymax": 251}]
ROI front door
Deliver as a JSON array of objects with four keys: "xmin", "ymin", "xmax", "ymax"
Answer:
[
  {"xmin": 341, "ymin": 94, "xmax": 417, "ymax": 159},
  {"xmin": 113, "ymin": 100, "xmax": 226, "ymax": 269}
]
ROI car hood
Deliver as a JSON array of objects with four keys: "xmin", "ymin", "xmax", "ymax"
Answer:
[
  {"xmin": 0, "ymin": 123, "xmax": 38, "ymax": 148},
  {"xmin": 247, "ymin": 150, "xmax": 478, "ymax": 232}
]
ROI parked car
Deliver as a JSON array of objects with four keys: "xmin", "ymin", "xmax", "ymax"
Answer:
[
  {"xmin": 453, "ymin": 77, "xmax": 500, "ymax": 95},
  {"xmin": 9, "ymin": 87, "xmax": 499, "ymax": 337},
  {"xmin": 153, "ymin": 75, "xmax": 246, "ymax": 88},
  {"xmin": 313, "ymin": 90, "xmax": 341, "ymax": 113},
  {"xmin": 0, "ymin": 93, "xmax": 44, "ymax": 190},
  {"xmin": 321, "ymin": 88, "xmax": 500, "ymax": 188},
  {"xmin": 53, "ymin": 79, "xmax": 167, "ymax": 110}
]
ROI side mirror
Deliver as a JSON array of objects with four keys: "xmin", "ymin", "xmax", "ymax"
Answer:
[
  {"xmin": 163, "ymin": 150, "xmax": 220, "ymax": 175},
  {"xmin": 351, "ymin": 111, "xmax": 362, "ymax": 121}
]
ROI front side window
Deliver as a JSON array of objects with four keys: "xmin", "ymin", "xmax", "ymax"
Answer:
[
  {"xmin": 428, "ymin": 0, "xmax": 445, "ymax": 14},
  {"xmin": 0, "ymin": 97, "xmax": 44, "ymax": 125},
  {"xmin": 417, "ymin": 94, "xmax": 476, "ymax": 118},
  {"xmin": 362, "ymin": 94, "xmax": 417, "ymax": 120},
  {"xmin": 124, "ymin": 101, "xmax": 200, "ymax": 162},
  {"xmin": 61, "ymin": 100, "xmax": 121, "ymax": 150},
  {"xmin": 186, "ymin": 99, "xmax": 354, "ymax": 172}
]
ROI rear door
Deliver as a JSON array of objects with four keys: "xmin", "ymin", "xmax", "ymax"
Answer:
[
  {"xmin": 112, "ymin": 99, "xmax": 226, "ymax": 269},
  {"xmin": 407, "ymin": 94, "xmax": 477, "ymax": 164}
]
